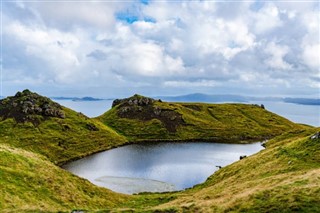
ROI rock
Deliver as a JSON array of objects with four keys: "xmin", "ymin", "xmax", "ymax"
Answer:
[
  {"xmin": 240, "ymin": 155, "xmax": 247, "ymax": 160},
  {"xmin": 0, "ymin": 89, "xmax": 65, "ymax": 124},
  {"xmin": 112, "ymin": 99, "xmax": 121, "ymax": 108},
  {"xmin": 261, "ymin": 140, "xmax": 268, "ymax": 148},
  {"xmin": 71, "ymin": 210, "xmax": 86, "ymax": 213},
  {"xmin": 111, "ymin": 94, "xmax": 155, "ymax": 108},
  {"xmin": 153, "ymin": 107, "xmax": 162, "ymax": 116},
  {"xmin": 170, "ymin": 115, "xmax": 177, "ymax": 121},
  {"xmin": 114, "ymin": 95, "xmax": 185, "ymax": 132},
  {"xmin": 310, "ymin": 132, "xmax": 320, "ymax": 140}
]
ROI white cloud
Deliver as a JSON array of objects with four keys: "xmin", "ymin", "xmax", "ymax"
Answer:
[
  {"xmin": 302, "ymin": 44, "xmax": 320, "ymax": 71},
  {"xmin": 5, "ymin": 22, "xmax": 82, "ymax": 82},
  {"xmin": 253, "ymin": 3, "xmax": 283, "ymax": 34},
  {"xmin": 2, "ymin": 1, "xmax": 319, "ymax": 97},
  {"xmin": 264, "ymin": 42, "xmax": 292, "ymax": 70},
  {"xmin": 112, "ymin": 41, "xmax": 185, "ymax": 77},
  {"xmin": 300, "ymin": 11, "xmax": 320, "ymax": 71},
  {"xmin": 27, "ymin": 2, "xmax": 125, "ymax": 30}
]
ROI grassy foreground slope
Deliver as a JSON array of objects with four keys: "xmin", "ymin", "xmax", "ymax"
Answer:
[
  {"xmin": 0, "ymin": 90, "xmax": 127, "ymax": 165},
  {"xmin": 98, "ymin": 95, "xmax": 302, "ymax": 142},
  {"xmin": 0, "ymin": 144, "xmax": 128, "ymax": 212},
  {"xmin": 121, "ymin": 128, "xmax": 320, "ymax": 212}
]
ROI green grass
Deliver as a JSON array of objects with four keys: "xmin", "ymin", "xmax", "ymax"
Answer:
[
  {"xmin": 98, "ymin": 100, "xmax": 303, "ymax": 143},
  {"xmin": 0, "ymin": 144, "xmax": 128, "ymax": 212},
  {"xmin": 0, "ymin": 107, "xmax": 127, "ymax": 165}
]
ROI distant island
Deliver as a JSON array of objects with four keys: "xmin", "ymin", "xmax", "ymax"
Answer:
[
  {"xmin": 3, "ymin": 93, "xmax": 319, "ymax": 106},
  {"xmin": 157, "ymin": 93, "xmax": 320, "ymax": 105},
  {"xmin": 284, "ymin": 98, "xmax": 320, "ymax": 105},
  {"xmin": 52, "ymin": 96, "xmax": 109, "ymax": 102}
]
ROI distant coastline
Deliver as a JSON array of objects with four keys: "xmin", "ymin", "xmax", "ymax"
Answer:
[
  {"xmin": 283, "ymin": 98, "xmax": 320, "ymax": 106},
  {"xmin": 1, "ymin": 93, "xmax": 319, "ymax": 105},
  {"xmin": 51, "ymin": 96, "xmax": 112, "ymax": 102},
  {"xmin": 157, "ymin": 93, "xmax": 320, "ymax": 106}
]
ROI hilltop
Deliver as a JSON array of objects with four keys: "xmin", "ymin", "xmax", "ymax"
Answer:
[
  {"xmin": 0, "ymin": 90, "xmax": 127, "ymax": 165},
  {"xmin": 98, "ymin": 94, "xmax": 302, "ymax": 142},
  {"xmin": 0, "ymin": 89, "xmax": 65, "ymax": 124}
]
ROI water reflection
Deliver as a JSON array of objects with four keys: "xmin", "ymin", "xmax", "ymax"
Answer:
[{"xmin": 63, "ymin": 142, "xmax": 264, "ymax": 194}]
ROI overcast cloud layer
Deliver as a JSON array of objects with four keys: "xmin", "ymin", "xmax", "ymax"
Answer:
[{"xmin": 2, "ymin": 0, "xmax": 319, "ymax": 98}]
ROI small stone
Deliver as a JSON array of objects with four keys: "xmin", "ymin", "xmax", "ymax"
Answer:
[
  {"xmin": 310, "ymin": 132, "xmax": 320, "ymax": 140},
  {"xmin": 240, "ymin": 155, "xmax": 247, "ymax": 160}
]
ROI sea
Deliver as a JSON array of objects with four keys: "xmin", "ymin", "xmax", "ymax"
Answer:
[{"xmin": 55, "ymin": 99, "xmax": 320, "ymax": 127}]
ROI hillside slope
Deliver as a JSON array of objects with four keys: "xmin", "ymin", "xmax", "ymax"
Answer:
[
  {"xmin": 0, "ymin": 90, "xmax": 127, "ymax": 165},
  {"xmin": 117, "ymin": 128, "xmax": 320, "ymax": 212},
  {"xmin": 0, "ymin": 144, "xmax": 127, "ymax": 212},
  {"xmin": 98, "ymin": 94, "xmax": 302, "ymax": 142}
]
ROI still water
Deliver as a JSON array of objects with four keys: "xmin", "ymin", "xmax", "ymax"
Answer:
[{"xmin": 63, "ymin": 142, "xmax": 263, "ymax": 194}]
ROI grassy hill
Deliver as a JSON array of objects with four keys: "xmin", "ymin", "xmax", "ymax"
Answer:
[
  {"xmin": 98, "ymin": 94, "xmax": 302, "ymax": 142},
  {"xmin": 0, "ymin": 144, "xmax": 128, "ymax": 212},
  {"xmin": 0, "ymin": 90, "xmax": 127, "ymax": 165},
  {"xmin": 116, "ymin": 127, "xmax": 320, "ymax": 212}
]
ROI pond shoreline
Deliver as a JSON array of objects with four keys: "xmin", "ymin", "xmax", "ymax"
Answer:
[{"xmin": 62, "ymin": 141, "xmax": 265, "ymax": 194}]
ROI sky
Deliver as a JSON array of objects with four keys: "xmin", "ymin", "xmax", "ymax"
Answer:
[{"xmin": 1, "ymin": 0, "xmax": 319, "ymax": 98}]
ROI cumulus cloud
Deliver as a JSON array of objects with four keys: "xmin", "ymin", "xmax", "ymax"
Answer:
[
  {"xmin": 2, "ymin": 1, "xmax": 319, "ymax": 97},
  {"xmin": 5, "ymin": 21, "xmax": 82, "ymax": 83},
  {"xmin": 264, "ymin": 42, "xmax": 292, "ymax": 70},
  {"xmin": 252, "ymin": 3, "xmax": 283, "ymax": 34},
  {"xmin": 300, "ymin": 11, "xmax": 320, "ymax": 72},
  {"xmin": 302, "ymin": 44, "xmax": 320, "ymax": 71}
]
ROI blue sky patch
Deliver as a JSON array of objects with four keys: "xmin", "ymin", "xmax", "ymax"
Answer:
[
  {"xmin": 140, "ymin": 0, "xmax": 149, "ymax": 5},
  {"xmin": 144, "ymin": 16, "xmax": 156, "ymax": 23},
  {"xmin": 116, "ymin": 12, "xmax": 139, "ymax": 24}
]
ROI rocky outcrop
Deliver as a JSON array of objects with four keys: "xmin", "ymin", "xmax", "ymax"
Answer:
[
  {"xmin": 112, "ymin": 94, "xmax": 155, "ymax": 108},
  {"xmin": 0, "ymin": 89, "xmax": 65, "ymax": 124},
  {"xmin": 111, "ymin": 94, "xmax": 185, "ymax": 132}
]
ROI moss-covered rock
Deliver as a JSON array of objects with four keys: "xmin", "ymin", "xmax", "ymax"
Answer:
[{"xmin": 0, "ymin": 89, "xmax": 65, "ymax": 125}]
